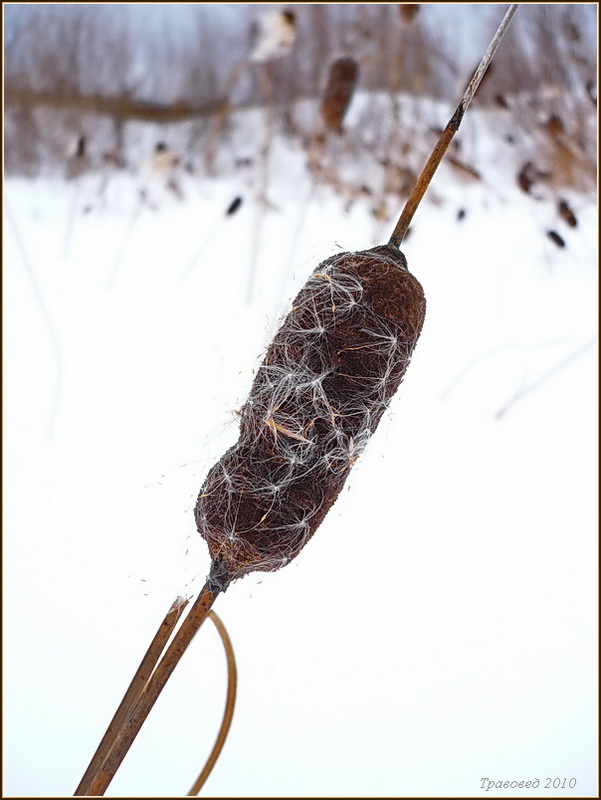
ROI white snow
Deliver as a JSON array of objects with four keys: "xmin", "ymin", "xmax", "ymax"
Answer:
[{"xmin": 4, "ymin": 99, "xmax": 597, "ymax": 798}]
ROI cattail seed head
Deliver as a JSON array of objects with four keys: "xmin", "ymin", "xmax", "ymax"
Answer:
[
  {"xmin": 321, "ymin": 58, "xmax": 359, "ymax": 132},
  {"xmin": 399, "ymin": 5, "xmax": 420, "ymax": 23},
  {"xmin": 195, "ymin": 245, "xmax": 426, "ymax": 584}
]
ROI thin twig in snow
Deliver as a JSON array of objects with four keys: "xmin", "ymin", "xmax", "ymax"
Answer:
[
  {"xmin": 494, "ymin": 337, "xmax": 596, "ymax": 419},
  {"xmin": 6, "ymin": 201, "xmax": 63, "ymax": 438}
]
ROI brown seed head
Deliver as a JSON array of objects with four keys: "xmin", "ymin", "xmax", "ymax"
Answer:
[{"xmin": 195, "ymin": 245, "xmax": 426, "ymax": 583}]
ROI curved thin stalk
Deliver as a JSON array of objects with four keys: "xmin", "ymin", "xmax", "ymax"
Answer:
[{"xmin": 188, "ymin": 610, "xmax": 238, "ymax": 796}]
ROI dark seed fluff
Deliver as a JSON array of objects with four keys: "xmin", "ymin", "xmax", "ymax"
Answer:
[{"xmin": 195, "ymin": 244, "xmax": 426, "ymax": 583}]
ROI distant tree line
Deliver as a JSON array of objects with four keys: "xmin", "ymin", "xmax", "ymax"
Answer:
[{"xmin": 4, "ymin": 2, "xmax": 596, "ymax": 191}]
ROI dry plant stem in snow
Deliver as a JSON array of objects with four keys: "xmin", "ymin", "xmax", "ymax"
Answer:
[
  {"xmin": 75, "ymin": 5, "xmax": 518, "ymax": 795},
  {"xmin": 6, "ymin": 202, "xmax": 62, "ymax": 439}
]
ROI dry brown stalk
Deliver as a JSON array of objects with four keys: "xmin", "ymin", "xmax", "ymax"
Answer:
[
  {"xmin": 389, "ymin": 4, "xmax": 518, "ymax": 246},
  {"xmin": 75, "ymin": 596, "xmax": 189, "ymax": 795},
  {"xmin": 76, "ymin": 583, "xmax": 219, "ymax": 796}
]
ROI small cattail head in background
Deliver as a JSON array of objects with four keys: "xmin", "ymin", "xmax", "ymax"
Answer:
[
  {"xmin": 399, "ymin": 4, "xmax": 420, "ymax": 24},
  {"xmin": 558, "ymin": 199, "xmax": 577, "ymax": 227},
  {"xmin": 320, "ymin": 57, "xmax": 360, "ymax": 133}
]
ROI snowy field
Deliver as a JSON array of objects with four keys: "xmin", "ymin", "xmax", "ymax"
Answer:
[{"xmin": 4, "ymin": 106, "xmax": 598, "ymax": 797}]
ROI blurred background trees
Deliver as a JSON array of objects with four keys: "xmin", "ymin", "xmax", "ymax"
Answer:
[{"xmin": 4, "ymin": 3, "xmax": 596, "ymax": 195}]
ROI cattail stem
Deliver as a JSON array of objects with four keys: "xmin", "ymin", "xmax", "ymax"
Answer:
[
  {"xmin": 389, "ymin": 123, "xmax": 456, "ymax": 248},
  {"xmin": 76, "ymin": 582, "xmax": 220, "ymax": 796},
  {"xmin": 188, "ymin": 610, "xmax": 238, "ymax": 796},
  {"xmin": 74, "ymin": 596, "xmax": 189, "ymax": 795},
  {"xmin": 389, "ymin": 3, "xmax": 519, "ymax": 247}
]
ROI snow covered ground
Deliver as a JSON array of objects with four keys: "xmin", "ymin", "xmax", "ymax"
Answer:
[{"xmin": 4, "ymin": 104, "xmax": 597, "ymax": 797}]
